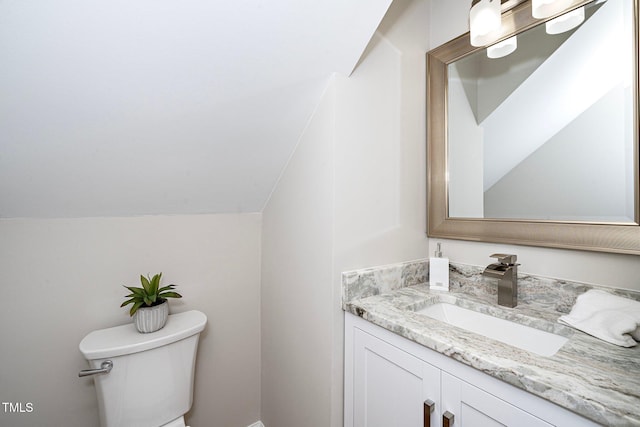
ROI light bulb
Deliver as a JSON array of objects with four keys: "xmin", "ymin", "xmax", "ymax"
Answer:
[
  {"xmin": 487, "ymin": 36, "xmax": 518, "ymax": 59},
  {"xmin": 545, "ymin": 6, "xmax": 585, "ymax": 34},
  {"xmin": 470, "ymin": 0, "xmax": 502, "ymax": 47}
]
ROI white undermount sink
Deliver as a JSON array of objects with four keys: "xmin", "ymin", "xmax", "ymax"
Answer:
[{"xmin": 416, "ymin": 303, "xmax": 568, "ymax": 357}]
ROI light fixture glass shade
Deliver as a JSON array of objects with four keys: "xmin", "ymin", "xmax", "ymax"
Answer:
[
  {"xmin": 532, "ymin": 0, "xmax": 572, "ymax": 19},
  {"xmin": 487, "ymin": 36, "xmax": 518, "ymax": 58},
  {"xmin": 545, "ymin": 6, "xmax": 585, "ymax": 34},
  {"xmin": 470, "ymin": 0, "xmax": 502, "ymax": 47}
]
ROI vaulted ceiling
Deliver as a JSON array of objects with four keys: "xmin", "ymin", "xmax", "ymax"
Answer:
[{"xmin": 0, "ymin": 0, "xmax": 392, "ymax": 218}]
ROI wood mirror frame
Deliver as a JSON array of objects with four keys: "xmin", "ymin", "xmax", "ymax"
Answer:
[{"xmin": 427, "ymin": 0, "xmax": 640, "ymax": 255}]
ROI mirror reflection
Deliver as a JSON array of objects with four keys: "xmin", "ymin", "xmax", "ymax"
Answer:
[{"xmin": 447, "ymin": 0, "xmax": 636, "ymax": 222}]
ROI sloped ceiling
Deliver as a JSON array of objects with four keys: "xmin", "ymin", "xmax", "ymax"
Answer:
[{"xmin": 0, "ymin": 0, "xmax": 392, "ymax": 218}]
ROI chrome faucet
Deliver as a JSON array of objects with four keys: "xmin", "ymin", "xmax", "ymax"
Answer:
[{"xmin": 483, "ymin": 254, "xmax": 519, "ymax": 308}]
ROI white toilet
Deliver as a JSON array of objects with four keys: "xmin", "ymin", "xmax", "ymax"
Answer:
[{"xmin": 79, "ymin": 310, "xmax": 207, "ymax": 427}]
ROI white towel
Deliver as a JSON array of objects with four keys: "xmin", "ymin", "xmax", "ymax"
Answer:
[{"xmin": 558, "ymin": 290, "xmax": 640, "ymax": 347}]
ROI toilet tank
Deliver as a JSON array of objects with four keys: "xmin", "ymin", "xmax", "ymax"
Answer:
[{"xmin": 79, "ymin": 310, "xmax": 207, "ymax": 427}]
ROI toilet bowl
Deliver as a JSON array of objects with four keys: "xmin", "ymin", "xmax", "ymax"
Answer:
[{"xmin": 79, "ymin": 310, "xmax": 207, "ymax": 427}]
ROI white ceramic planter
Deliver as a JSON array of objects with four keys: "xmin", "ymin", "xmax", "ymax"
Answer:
[{"xmin": 134, "ymin": 300, "xmax": 169, "ymax": 333}]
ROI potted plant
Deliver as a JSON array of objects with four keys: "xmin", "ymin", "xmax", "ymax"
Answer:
[{"xmin": 121, "ymin": 272, "xmax": 182, "ymax": 333}]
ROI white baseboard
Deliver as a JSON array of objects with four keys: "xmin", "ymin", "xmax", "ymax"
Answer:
[{"xmin": 247, "ymin": 422, "xmax": 265, "ymax": 427}]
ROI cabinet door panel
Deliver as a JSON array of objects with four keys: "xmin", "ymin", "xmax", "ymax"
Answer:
[
  {"xmin": 353, "ymin": 327, "xmax": 440, "ymax": 427},
  {"xmin": 442, "ymin": 372, "xmax": 552, "ymax": 427}
]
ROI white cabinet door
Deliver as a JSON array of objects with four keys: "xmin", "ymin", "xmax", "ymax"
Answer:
[
  {"xmin": 352, "ymin": 327, "xmax": 441, "ymax": 427},
  {"xmin": 441, "ymin": 371, "xmax": 553, "ymax": 427}
]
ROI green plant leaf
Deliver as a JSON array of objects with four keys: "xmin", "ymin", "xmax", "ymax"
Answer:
[
  {"xmin": 143, "ymin": 296, "xmax": 153, "ymax": 306},
  {"xmin": 120, "ymin": 298, "xmax": 137, "ymax": 307},
  {"xmin": 159, "ymin": 291, "xmax": 182, "ymax": 299},
  {"xmin": 129, "ymin": 300, "xmax": 144, "ymax": 316},
  {"xmin": 150, "ymin": 273, "xmax": 161, "ymax": 296},
  {"xmin": 140, "ymin": 275, "xmax": 152, "ymax": 295},
  {"xmin": 157, "ymin": 284, "xmax": 176, "ymax": 293},
  {"xmin": 124, "ymin": 286, "xmax": 145, "ymax": 296}
]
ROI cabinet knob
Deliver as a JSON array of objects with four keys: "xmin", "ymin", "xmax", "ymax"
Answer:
[
  {"xmin": 443, "ymin": 411, "xmax": 455, "ymax": 427},
  {"xmin": 423, "ymin": 399, "xmax": 435, "ymax": 427}
]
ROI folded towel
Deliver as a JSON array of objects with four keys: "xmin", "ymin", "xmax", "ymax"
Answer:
[{"xmin": 558, "ymin": 290, "xmax": 640, "ymax": 347}]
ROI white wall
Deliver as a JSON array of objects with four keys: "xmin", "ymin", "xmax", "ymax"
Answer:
[
  {"xmin": 429, "ymin": 0, "xmax": 640, "ymax": 292},
  {"xmin": 334, "ymin": 0, "xmax": 431, "ymax": 272},
  {"xmin": 260, "ymin": 1, "xmax": 430, "ymax": 426},
  {"xmin": 260, "ymin": 80, "xmax": 336, "ymax": 427},
  {"xmin": 0, "ymin": 214, "xmax": 261, "ymax": 427}
]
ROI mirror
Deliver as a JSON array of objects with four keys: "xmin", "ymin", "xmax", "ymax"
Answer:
[{"xmin": 427, "ymin": 0, "xmax": 640, "ymax": 254}]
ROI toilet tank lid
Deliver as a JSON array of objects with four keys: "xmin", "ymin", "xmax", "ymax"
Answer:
[{"xmin": 79, "ymin": 310, "xmax": 207, "ymax": 360}]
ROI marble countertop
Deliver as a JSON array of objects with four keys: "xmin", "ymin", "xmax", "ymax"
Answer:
[{"xmin": 343, "ymin": 275, "xmax": 640, "ymax": 426}]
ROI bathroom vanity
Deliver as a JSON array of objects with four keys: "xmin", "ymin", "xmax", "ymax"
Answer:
[
  {"xmin": 345, "ymin": 313, "xmax": 599, "ymax": 426},
  {"xmin": 342, "ymin": 261, "xmax": 640, "ymax": 427}
]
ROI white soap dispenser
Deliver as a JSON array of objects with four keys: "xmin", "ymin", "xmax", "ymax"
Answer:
[{"xmin": 429, "ymin": 243, "xmax": 449, "ymax": 291}]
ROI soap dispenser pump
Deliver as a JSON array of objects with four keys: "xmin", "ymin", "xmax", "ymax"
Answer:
[{"xmin": 429, "ymin": 243, "xmax": 449, "ymax": 291}]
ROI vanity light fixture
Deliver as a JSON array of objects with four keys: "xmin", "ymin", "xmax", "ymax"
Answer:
[
  {"xmin": 470, "ymin": 0, "xmax": 583, "ymax": 47},
  {"xmin": 545, "ymin": 6, "xmax": 585, "ymax": 34},
  {"xmin": 487, "ymin": 36, "xmax": 518, "ymax": 58},
  {"xmin": 470, "ymin": 0, "xmax": 502, "ymax": 46}
]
